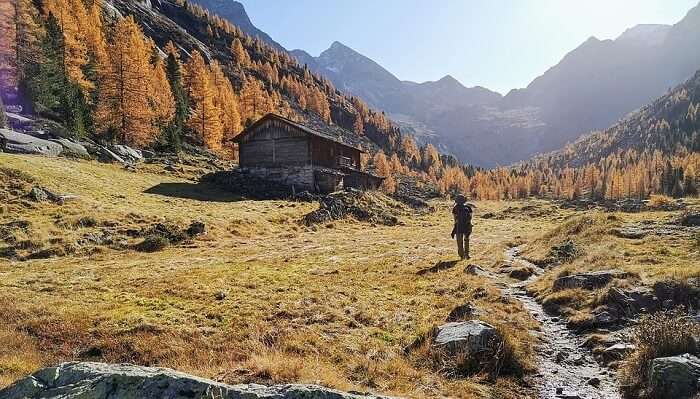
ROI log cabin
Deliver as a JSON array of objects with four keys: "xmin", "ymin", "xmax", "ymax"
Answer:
[{"xmin": 233, "ymin": 113, "xmax": 384, "ymax": 193}]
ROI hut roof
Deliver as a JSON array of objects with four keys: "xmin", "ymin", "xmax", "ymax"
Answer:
[{"xmin": 233, "ymin": 113, "xmax": 366, "ymax": 153}]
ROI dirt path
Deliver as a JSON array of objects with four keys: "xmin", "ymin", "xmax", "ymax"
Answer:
[{"xmin": 501, "ymin": 247, "xmax": 621, "ymax": 399}]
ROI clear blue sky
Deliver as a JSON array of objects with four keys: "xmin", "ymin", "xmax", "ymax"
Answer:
[{"xmin": 239, "ymin": 0, "xmax": 698, "ymax": 94}]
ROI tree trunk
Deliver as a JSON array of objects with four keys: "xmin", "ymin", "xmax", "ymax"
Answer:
[{"xmin": 0, "ymin": 95, "xmax": 6, "ymax": 128}]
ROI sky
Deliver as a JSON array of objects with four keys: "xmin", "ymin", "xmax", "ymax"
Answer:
[{"xmin": 239, "ymin": 0, "xmax": 698, "ymax": 94}]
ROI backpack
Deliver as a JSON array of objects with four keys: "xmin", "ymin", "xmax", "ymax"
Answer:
[{"xmin": 454, "ymin": 204, "xmax": 472, "ymax": 231}]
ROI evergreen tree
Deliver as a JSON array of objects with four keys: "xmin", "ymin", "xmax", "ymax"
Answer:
[{"xmin": 164, "ymin": 49, "xmax": 188, "ymax": 151}]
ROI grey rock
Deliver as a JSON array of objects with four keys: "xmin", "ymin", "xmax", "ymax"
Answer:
[
  {"xmin": 433, "ymin": 320, "xmax": 498, "ymax": 356},
  {"xmin": 50, "ymin": 138, "xmax": 90, "ymax": 158},
  {"xmin": 464, "ymin": 264, "xmax": 486, "ymax": 275},
  {"xmin": 611, "ymin": 226, "xmax": 647, "ymax": 239},
  {"xmin": 0, "ymin": 128, "xmax": 62, "ymax": 156},
  {"xmin": 649, "ymin": 354, "xmax": 700, "ymax": 399},
  {"xmin": 98, "ymin": 146, "xmax": 126, "ymax": 164},
  {"xmin": 553, "ymin": 270, "xmax": 629, "ymax": 291},
  {"xmin": 111, "ymin": 144, "xmax": 143, "ymax": 163},
  {"xmin": 607, "ymin": 286, "xmax": 659, "ymax": 316},
  {"xmin": 0, "ymin": 362, "xmax": 394, "ymax": 399},
  {"xmin": 601, "ymin": 343, "xmax": 635, "ymax": 363},
  {"xmin": 679, "ymin": 212, "xmax": 700, "ymax": 227},
  {"xmin": 587, "ymin": 377, "xmax": 601, "ymax": 387}
]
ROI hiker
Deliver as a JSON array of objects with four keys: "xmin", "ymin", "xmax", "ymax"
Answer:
[{"xmin": 451, "ymin": 194, "xmax": 473, "ymax": 259}]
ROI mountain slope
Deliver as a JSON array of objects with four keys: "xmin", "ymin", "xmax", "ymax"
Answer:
[
  {"xmin": 540, "ymin": 68, "xmax": 700, "ymax": 169},
  {"xmin": 188, "ymin": 0, "xmax": 285, "ymax": 51}
]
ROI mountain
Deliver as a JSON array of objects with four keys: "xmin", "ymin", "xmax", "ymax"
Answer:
[
  {"xmin": 288, "ymin": 4, "xmax": 700, "ymax": 167},
  {"xmin": 188, "ymin": 0, "xmax": 285, "ymax": 51},
  {"xmin": 290, "ymin": 41, "xmax": 501, "ymax": 150}
]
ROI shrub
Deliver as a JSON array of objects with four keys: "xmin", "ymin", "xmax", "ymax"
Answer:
[
  {"xmin": 620, "ymin": 310, "xmax": 700, "ymax": 398},
  {"xmin": 648, "ymin": 194, "xmax": 674, "ymax": 209},
  {"xmin": 134, "ymin": 235, "xmax": 169, "ymax": 252},
  {"xmin": 547, "ymin": 239, "xmax": 580, "ymax": 263}
]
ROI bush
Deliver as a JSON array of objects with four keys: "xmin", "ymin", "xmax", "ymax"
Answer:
[
  {"xmin": 648, "ymin": 194, "xmax": 674, "ymax": 209},
  {"xmin": 620, "ymin": 310, "xmax": 700, "ymax": 398},
  {"xmin": 134, "ymin": 235, "xmax": 169, "ymax": 252},
  {"xmin": 547, "ymin": 239, "xmax": 580, "ymax": 263}
]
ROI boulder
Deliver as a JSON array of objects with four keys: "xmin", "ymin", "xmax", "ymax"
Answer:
[
  {"xmin": 653, "ymin": 280, "xmax": 700, "ymax": 310},
  {"xmin": 50, "ymin": 138, "xmax": 90, "ymax": 158},
  {"xmin": 607, "ymin": 286, "xmax": 659, "ymax": 316},
  {"xmin": 679, "ymin": 212, "xmax": 700, "ymax": 227},
  {"xmin": 649, "ymin": 354, "xmax": 700, "ymax": 399},
  {"xmin": 601, "ymin": 343, "xmax": 636, "ymax": 364},
  {"xmin": 553, "ymin": 270, "xmax": 629, "ymax": 291},
  {"xmin": 98, "ymin": 146, "xmax": 126, "ymax": 164},
  {"xmin": 0, "ymin": 128, "xmax": 62, "ymax": 156},
  {"xmin": 611, "ymin": 226, "xmax": 647, "ymax": 239},
  {"xmin": 110, "ymin": 144, "xmax": 143, "ymax": 163},
  {"xmin": 433, "ymin": 320, "xmax": 498, "ymax": 356},
  {"xmin": 0, "ymin": 362, "xmax": 393, "ymax": 399},
  {"xmin": 509, "ymin": 266, "xmax": 534, "ymax": 281},
  {"xmin": 464, "ymin": 264, "xmax": 486, "ymax": 275}
]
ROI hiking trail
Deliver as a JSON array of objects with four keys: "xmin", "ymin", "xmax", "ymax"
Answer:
[{"xmin": 499, "ymin": 247, "xmax": 621, "ymax": 399}]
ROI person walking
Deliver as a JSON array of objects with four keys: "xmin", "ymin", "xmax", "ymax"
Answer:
[{"xmin": 451, "ymin": 194, "xmax": 473, "ymax": 259}]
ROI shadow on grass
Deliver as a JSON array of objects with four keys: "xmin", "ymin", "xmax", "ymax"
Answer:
[
  {"xmin": 144, "ymin": 182, "xmax": 245, "ymax": 202},
  {"xmin": 416, "ymin": 260, "xmax": 460, "ymax": 276}
]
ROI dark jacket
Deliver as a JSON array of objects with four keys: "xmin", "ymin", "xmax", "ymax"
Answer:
[{"xmin": 452, "ymin": 203, "xmax": 473, "ymax": 236}]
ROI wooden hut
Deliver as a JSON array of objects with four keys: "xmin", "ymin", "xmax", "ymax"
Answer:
[{"xmin": 233, "ymin": 113, "xmax": 384, "ymax": 193}]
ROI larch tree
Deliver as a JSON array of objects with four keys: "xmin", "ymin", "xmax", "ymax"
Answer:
[
  {"xmin": 230, "ymin": 38, "xmax": 249, "ymax": 67},
  {"xmin": 96, "ymin": 15, "xmax": 156, "ymax": 146},
  {"xmin": 150, "ymin": 58, "xmax": 175, "ymax": 127},
  {"xmin": 209, "ymin": 61, "xmax": 241, "ymax": 141},
  {"xmin": 186, "ymin": 50, "xmax": 222, "ymax": 150},
  {"xmin": 43, "ymin": 0, "xmax": 90, "ymax": 92}
]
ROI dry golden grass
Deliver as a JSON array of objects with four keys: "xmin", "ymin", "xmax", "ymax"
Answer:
[
  {"xmin": 0, "ymin": 154, "xmax": 552, "ymax": 398},
  {"xmin": 526, "ymin": 202, "xmax": 700, "ymax": 322}
]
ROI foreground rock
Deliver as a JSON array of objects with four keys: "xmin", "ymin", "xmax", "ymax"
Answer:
[
  {"xmin": 0, "ymin": 362, "xmax": 394, "ymax": 399},
  {"xmin": 649, "ymin": 354, "xmax": 700, "ymax": 399},
  {"xmin": 0, "ymin": 129, "xmax": 62, "ymax": 156},
  {"xmin": 553, "ymin": 270, "xmax": 629, "ymax": 291},
  {"xmin": 432, "ymin": 320, "xmax": 498, "ymax": 356}
]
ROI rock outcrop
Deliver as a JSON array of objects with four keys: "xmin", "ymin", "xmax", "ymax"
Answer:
[
  {"xmin": 0, "ymin": 129, "xmax": 62, "ymax": 156},
  {"xmin": 649, "ymin": 354, "xmax": 700, "ymax": 399},
  {"xmin": 0, "ymin": 362, "xmax": 393, "ymax": 399}
]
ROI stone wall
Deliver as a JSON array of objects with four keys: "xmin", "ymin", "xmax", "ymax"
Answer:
[{"xmin": 244, "ymin": 166, "xmax": 315, "ymax": 192}]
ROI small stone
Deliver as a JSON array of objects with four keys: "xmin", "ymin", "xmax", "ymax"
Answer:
[
  {"xmin": 588, "ymin": 377, "xmax": 601, "ymax": 387},
  {"xmin": 214, "ymin": 291, "xmax": 226, "ymax": 301}
]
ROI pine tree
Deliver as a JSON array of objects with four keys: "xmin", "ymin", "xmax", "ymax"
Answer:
[
  {"xmin": 96, "ymin": 16, "xmax": 156, "ymax": 146},
  {"xmin": 164, "ymin": 48, "xmax": 188, "ymax": 150},
  {"xmin": 186, "ymin": 50, "xmax": 222, "ymax": 150},
  {"xmin": 15, "ymin": 0, "xmax": 44, "ymax": 82},
  {"xmin": 0, "ymin": 95, "xmax": 6, "ymax": 128}
]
